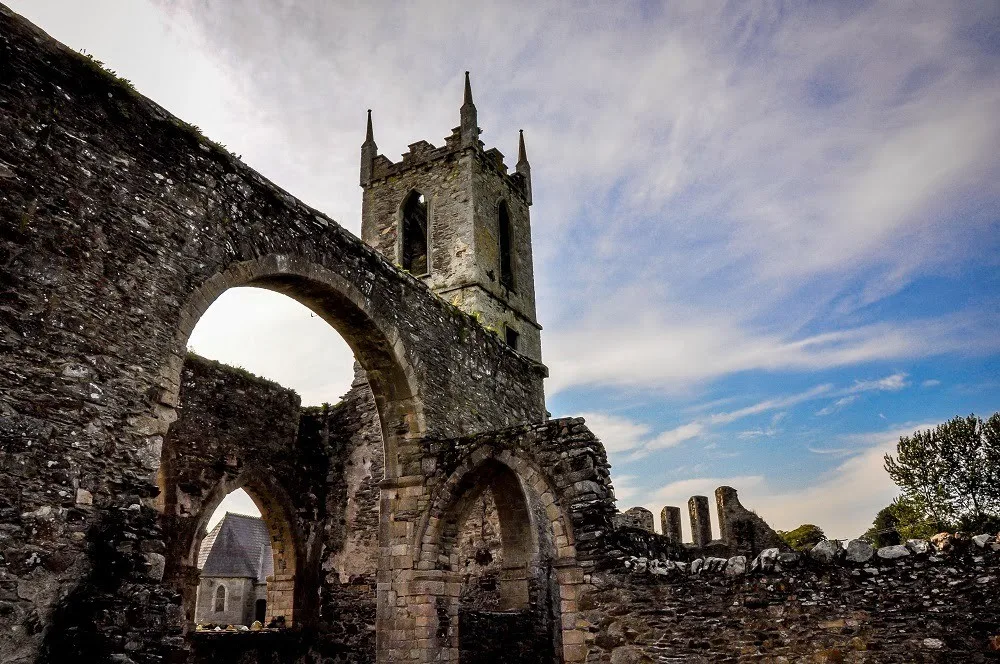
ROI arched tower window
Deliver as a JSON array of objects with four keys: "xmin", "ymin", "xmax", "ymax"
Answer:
[
  {"xmin": 401, "ymin": 191, "xmax": 429, "ymax": 275},
  {"xmin": 498, "ymin": 201, "xmax": 514, "ymax": 290},
  {"xmin": 214, "ymin": 585, "xmax": 226, "ymax": 613}
]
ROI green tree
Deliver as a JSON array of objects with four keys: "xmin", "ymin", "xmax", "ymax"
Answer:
[
  {"xmin": 862, "ymin": 495, "xmax": 941, "ymax": 547},
  {"xmin": 777, "ymin": 524, "xmax": 825, "ymax": 551},
  {"xmin": 883, "ymin": 412, "xmax": 1000, "ymax": 533}
]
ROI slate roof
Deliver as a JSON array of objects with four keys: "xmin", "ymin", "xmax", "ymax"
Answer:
[{"xmin": 198, "ymin": 513, "xmax": 274, "ymax": 581}]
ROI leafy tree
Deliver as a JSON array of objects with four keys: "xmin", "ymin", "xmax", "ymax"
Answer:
[
  {"xmin": 863, "ymin": 495, "xmax": 941, "ymax": 547},
  {"xmin": 777, "ymin": 523, "xmax": 825, "ymax": 551},
  {"xmin": 883, "ymin": 412, "xmax": 1000, "ymax": 534}
]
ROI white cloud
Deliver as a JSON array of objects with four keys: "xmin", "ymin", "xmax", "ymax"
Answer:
[
  {"xmin": 580, "ymin": 413, "xmax": 704, "ymax": 463},
  {"xmin": 845, "ymin": 373, "xmax": 909, "ymax": 394},
  {"xmin": 816, "ymin": 395, "xmax": 859, "ymax": 416},
  {"xmin": 646, "ymin": 422, "xmax": 705, "ymax": 451},
  {"xmin": 576, "ymin": 412, "xmax": 651, "ymax": 454},
  {"xmin": 922, "ymin": 379, "xmax": 941, "ymax": 388}
]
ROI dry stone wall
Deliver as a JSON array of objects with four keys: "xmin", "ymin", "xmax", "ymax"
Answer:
[{"xmin": 581, "ymin": 534, "xmax": 1000, "ymax": 663}]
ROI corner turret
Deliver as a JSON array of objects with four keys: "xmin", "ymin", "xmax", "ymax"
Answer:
[
  {"xmin": 515, "ymin": 129, "xmax": 532, "ymax": 206},
  {"xmin": 460, "ymin": 71, "xmax": 479, "ymax": 149},
  {"xmin": 360, "ymin": 109, "xmax": 376, "ymax": 186}
]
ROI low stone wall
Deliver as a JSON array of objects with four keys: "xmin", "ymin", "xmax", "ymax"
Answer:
[{"xmin": 580, "ymin": 533, "xmax": 1000, "ymax": 663}]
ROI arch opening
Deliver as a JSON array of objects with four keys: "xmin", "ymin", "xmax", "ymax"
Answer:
[
  {"xmin": 178, "ymin": 473, "xmax": 302, "ymax": 632},
  {"xmin": 154, "ymin": 259, "xmax": 420, "ymax": 656},
  {"xmin": 401, "ymin": 191, "xmax": 429, "ymax": 275},
  {"xmin": 498, "ymin": 200, "xmax": 514, "ymax": 291}
]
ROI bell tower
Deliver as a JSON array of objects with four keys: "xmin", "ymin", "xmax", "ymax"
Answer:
[{"xmin": 360, "ymin": 73, "xmax": 542, "ymax": 362}]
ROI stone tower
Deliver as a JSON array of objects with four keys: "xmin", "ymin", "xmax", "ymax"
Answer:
[{"xmin": 360, "ymin": 73, "xmax": 542, "ymax": 362}]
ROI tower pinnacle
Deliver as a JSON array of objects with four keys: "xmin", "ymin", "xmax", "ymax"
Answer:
[
  {"xmin": 516, "ymin": 129, "xmax": 532, "ymax": 206},
  {"xmin": 463, "ymin": 71, "xmax": 474, "ymax": 107},
  {"xmin": 460, "ymin": 71, "xmax": 479, "ymax": 149},
  {"xmin": 360, "ymin": 109, "xmax": 377, "ymax": 186}
]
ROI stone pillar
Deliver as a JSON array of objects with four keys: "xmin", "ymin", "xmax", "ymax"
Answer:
[
  {"xmin": 266, "ymin": 573, "xmax": 295, "ymax": 625},
  {"xmin": 554, "ymin": 563, "xmax": 588, "ymax": 663},
  {"xmin": 688, "ymin": 496, "xmax": 712, "ymax": 547},
  {"xmin": 660, "ymin": 506, "xmax": 682, "ymax": 544}
]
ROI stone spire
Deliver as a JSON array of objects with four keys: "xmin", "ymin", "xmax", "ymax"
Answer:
[
  {"xmin": 516, "ymin": 129, "xmax": 532, "ymax": 205},
  {"xmin": 460, "ymin": 71, "xmax": 479, "ymax": 149},
  {"xmin": 360, "ymin": 109, "xmax": 377, "ymax": 186}
]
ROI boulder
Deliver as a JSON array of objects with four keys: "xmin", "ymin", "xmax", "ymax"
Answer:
[
  {"xmin": 751, "ymin": 547, "xmax": 780, "ymax": 573},
  {"xmin": 725, "ymin": 556, "xmax": 747, "ymax": 577},
  {"xmin": 845, "ymin": 539, "xmax": 874, "ymax": 563},
  {"xmin": 809, "ymin": 539, "xmax": 843, "ymax": 564},
  {"xmin": 877, "ymin": 545, "xmax": 910, "ymax": 560},
  {"xmin": 905, "ymin": 539, "xmax": 930, "ymax": 555}
]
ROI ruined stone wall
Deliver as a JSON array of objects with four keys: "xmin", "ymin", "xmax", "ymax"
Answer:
[
  {"xmin": 0, "ymin": 6, "xmax": 546, "ymax": 662},
  {"xmin": 166, "ymin": 355, "xmax": 378, "ymax": 662},
  {"xmin": 579, "ymin": 536, "xmax": 1000, "ymax": 663},
  {"xmin": 309, "ymin": 363, "xmax": 384, "ymax": 585},
  {"xmin": 456, "ymin": 490, "xmax": 503, "ymax": 611}
]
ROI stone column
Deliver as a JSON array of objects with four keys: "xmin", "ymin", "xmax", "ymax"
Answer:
[
  {"xmin": 688, "ymin": 496, "xmax": 712, "ymax": 547},
  {"xmin": 660, "ymin": 506, "xmax": 683, "ymax": 544}
]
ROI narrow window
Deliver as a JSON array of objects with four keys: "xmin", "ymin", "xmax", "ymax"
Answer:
[
  {"xmin": 505, "ymin": 326, "xmax": 519, "ymax": 350},
  {"xmin": 214, "ymin": 585, "xmax": 226, "ymax": 613},
  {"xmin": 401, "ymin": 191, "xmax": 429, "ymax": 275},
  {"xmin": 498, "ymin": 201, "xmax": 514, "ymax": 290}
]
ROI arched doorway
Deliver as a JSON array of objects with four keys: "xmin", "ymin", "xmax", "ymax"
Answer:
[{"xmin": 417, "ymin": 453, "xmax": 588, "ymax": 663}]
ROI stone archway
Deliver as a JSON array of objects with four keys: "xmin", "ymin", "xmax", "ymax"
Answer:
[
  {"xmin": 413, "ymin": 450, "xmax": 588, "ymax": 663},
  {"xmin": 144, "ymin": 254, "xmax": 425, "ymax": 485},
  {"xmin": 177, "ymin": 469, "xmax": 304, "ymax": 629}
]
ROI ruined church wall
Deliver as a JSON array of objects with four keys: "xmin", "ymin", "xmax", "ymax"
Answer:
[{"xmin": 0, "ymin": 6, "xmax": 545, "ymax": 662}]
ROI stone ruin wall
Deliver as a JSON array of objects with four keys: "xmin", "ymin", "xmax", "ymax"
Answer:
[
  {"xmin": 594, "ymin": 489, "xmax": 1000, "ymax": 663},
  {"xmin": 160, "ymin": 354, "xmax": 384, "ymax": 662},
  {"xmin": 583, "ymin": 532, "xmax": 1000, "ymax": 663},
  {"xmin": 0, "ymin": 6, "xmax": 548, "ymax": 662}
]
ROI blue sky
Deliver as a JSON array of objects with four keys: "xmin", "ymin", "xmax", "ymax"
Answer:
[{"xmin": 11, "ymin": 0, "xmax": 999, "ymax": 539}]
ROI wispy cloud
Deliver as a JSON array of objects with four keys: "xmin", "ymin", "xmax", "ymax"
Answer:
[
  {"xmin": 709, "ymin": 384, "xmax": 832, "ymax": 424},
  {"xmin": 816, "ymin": 395, "xmax": 859, "ymax": 416}
]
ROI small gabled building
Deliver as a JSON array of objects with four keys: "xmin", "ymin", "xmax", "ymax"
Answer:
[{"xmin": 194, "ymin": 513, "xmax": 273, "ymax": 626}]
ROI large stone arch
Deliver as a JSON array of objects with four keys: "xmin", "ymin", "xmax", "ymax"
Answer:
[{"xmin": 146, "ymin": 254, "xmax": 424, "ymax": 483}]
